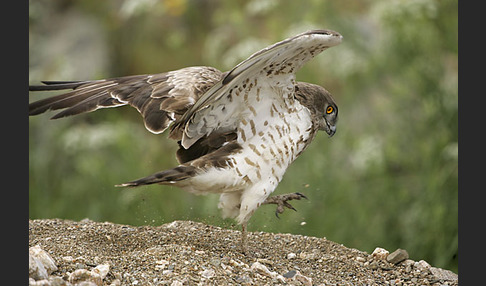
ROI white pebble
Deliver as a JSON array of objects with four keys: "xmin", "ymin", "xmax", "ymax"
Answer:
[
  {"xmin": 251, "ymin": 261, "xmax": 277, "ymax": 278},
  {"xmin": 200, "ymin": 268, "xmax": 215, "ymax": 279},
  {"xmin": 371, "ymin": 247, "xmax": 389, "ymax": 260},
  {"xmin": 69, "ymin": 269, "xmax": 102, "ymax": 285},
  {"xmin": 92, "ymin": 264, "xmax": 110, "ymax": 279},
  {"xmin": 287, "ymin": 253, "xmax": 297, "ymax": 259},
  {"xmin": 29, "ymin": 245, "xmax": 58, "ymax": 280},
  {"xmin": 414, "ymin": 260, "xmax": 431, "ymax": 272}
]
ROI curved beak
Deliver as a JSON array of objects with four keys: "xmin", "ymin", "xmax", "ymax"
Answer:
[{"xmin": 325, "ymin": 123, "xmax": 336, "ymax": 137}]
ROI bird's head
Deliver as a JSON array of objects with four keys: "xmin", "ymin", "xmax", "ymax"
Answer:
[{"xmin": 295, "ymin": 82, "xmax": 338, "ymax": 137}]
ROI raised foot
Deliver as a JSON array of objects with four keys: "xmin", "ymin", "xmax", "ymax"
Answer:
[{"xmin": 262, "ymin": 192, "xmax": 308, "ymax": 218}]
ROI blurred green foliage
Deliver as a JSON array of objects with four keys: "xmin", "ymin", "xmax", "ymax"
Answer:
[{"xmin": 29, "ymin": 0, "xmax": 457, "ymax": 272}]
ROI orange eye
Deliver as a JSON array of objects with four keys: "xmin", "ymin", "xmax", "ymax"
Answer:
[{"xmin": 326, "ymin": 106, "xmax": 334, "ymax": 114}]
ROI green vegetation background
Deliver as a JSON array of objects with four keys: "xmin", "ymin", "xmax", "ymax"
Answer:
[{"xmin": 29, "ymin": 0, "xmax": 458, "ymax": 272}]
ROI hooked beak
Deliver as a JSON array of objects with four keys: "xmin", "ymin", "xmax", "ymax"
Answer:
[{"xmin": 325, "ymin": 123, "xmax": 336, "ymax": 137}]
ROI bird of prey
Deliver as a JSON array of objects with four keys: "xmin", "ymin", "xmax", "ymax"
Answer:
[{"xmin": 29, "ymin": 29, "xmax": 342, "ymax": 252}]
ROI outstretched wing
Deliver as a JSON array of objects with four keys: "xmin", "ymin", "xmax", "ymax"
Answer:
[
  {"xmin": 29, "ymin": 66, "xmax": 223, "ymax": 134},
  {"xmin": 170, "ymin": 29, "xmax": 342, "ymax": 148}
]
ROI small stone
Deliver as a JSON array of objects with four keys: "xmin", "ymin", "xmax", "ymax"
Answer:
[
  {"xmin": 92, "ymin": 264, "xmax": 110, "ymax": 280},
  {"xmin": 414, "ymin": 260, "xmax": 431, "ymax": 272},
  {"xmin": 251, "ymin": 261, "xmax": 275, "ymax": 277},
  {"xmin": 356, "ymin": 256, "xmax": 366, "ymax": 263},
  {"xmin": 29, "ymin": 253, "xmax": 47, "ymax": 281},
  {"xmin": 69, "ymin": 269, "xmax": 102, "ymax": 286},
  {"xmin": 275, "ymin": 274, "xmax": 287, "ymax": 283},
  {"xmin": 235, "ymin": 275, "xmax": 252, "ymax": 284},
  {"xmin": 200, "ymin": 268, "xmax": 215, "ymax": 279},
  {"xmin": 283, "ymin": 270, "xmax": 297, "ymax": 278},
  {"xmin": 371, "ymin": 247, "xmax": 389, "ymax": 260},
  {"xmin": 155, "ymin": 259, "xmax": 170, "ymax": 271},
  {"xmin": 294, "ymin": 272, "xmax": 313, "ymax": 286},
  {"xmin": 287, "ymin": 253, "xmax": 297, "ymax": 259},
  {"xmin": 387, "ymin": 249, "xmax": 409, "ymax": 264},
  {"xmin": 299, "ymin": 251, "xmax": 317, "ymax": 260},
  {"xmin": 209, "ymin": 258, "xmax": 221, "ymax": 267},
  {"xmin": 402, "ymin": 259, "xmax": 415, "ymax": 267},
  {"xmin": 62, "ymin": 256, "xmax": 74, "ymax": 263},
  {"xmin": 29, "ymin": 245, "xmax": 58, "ymax": 280},
  {"xmin": 76, "ymin": 263, "xmax": 87, "ymax": 269},
  {"xmin": 429, "ymin": 267, "xmax": 458, "ymax": 281},
  {"xmin": 368, "ymin": 261, "xmax": 379, "ymax": 270}
]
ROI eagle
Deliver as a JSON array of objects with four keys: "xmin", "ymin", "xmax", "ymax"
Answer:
[{"xmin": 29, "ymin": 29, "xmax": 342, "ymax": 252}]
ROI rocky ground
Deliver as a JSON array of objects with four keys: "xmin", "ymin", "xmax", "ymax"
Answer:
[{"xmin": 29, "ymin": 219, "xmax": 458, "ymax": 285}]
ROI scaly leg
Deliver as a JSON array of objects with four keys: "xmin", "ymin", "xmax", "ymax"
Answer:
[{"xmin": 241, "ymin": 221, "xmax": 248, "ymax": 254}]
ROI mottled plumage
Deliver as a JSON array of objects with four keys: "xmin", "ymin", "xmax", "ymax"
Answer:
[{"xmin": 29, "ymin": 29, "xmax": 342, "ymax": 252}]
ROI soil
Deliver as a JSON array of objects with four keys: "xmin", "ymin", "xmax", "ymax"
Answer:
[{"xmin": 29, "ymin": 218, "xmax": 458, "ymax": 285}]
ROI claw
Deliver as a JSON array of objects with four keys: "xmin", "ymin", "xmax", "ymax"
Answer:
[
  {"xmin": 264, "ymin": 192, "xmax": 308, "ymax": 219},
  {"xmin": 294, "ymin": 192, "xmax": 308, "ymax": 200}
]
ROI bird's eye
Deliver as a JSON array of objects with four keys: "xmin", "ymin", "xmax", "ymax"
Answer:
[{"xmin": 326, "ymin": 106, "xmax": 334, "ymax": 114}]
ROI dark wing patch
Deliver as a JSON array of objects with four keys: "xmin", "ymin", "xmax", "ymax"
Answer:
[{"xmin": 176, "ymin": 131, "xmax": 238, "ymax": 164}]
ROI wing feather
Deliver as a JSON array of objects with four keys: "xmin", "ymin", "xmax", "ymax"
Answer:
[
  {"xmin": 29, "ymin": 66, "xmax": 223, "ymax": 134},
  {"xmin": 170, "ymin": 29, "xmax": 342, "ymax": 148},
  {"xmin": 29, "ymin": 30, "xmax": 342, "ymax": 146}
]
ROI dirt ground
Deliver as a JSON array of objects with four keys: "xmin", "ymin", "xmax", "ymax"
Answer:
[{"xmin": 29, "ymin": 219, "xmax": 458, "ymax": 285}]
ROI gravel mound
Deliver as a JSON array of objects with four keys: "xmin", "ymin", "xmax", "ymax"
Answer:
[{"xmin": 29, "ymin": 219, "xmax": 458, "ymax": 285}]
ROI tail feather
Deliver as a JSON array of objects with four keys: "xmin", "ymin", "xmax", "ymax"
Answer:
[{"xmin": 115, "ymin": 165, "xmax": 196, "ymax": 187}]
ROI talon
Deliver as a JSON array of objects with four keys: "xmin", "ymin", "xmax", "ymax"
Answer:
[
  {"xmin": 283, "ymin": 202, "xmax": 297, "ymax": 212},
  {"xmin": 263, "ymin": 192, "xmax": 308, "ymax": 218},
  {"xmin": 294, "ymin": 192, "xmax": 308, "ymax": 200}
]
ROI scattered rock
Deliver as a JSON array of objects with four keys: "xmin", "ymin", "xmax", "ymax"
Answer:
[
  {"xmin": 91, "ymin": 264, "xmax": 110, "ymax": 280},
  {"xmin": 29, "ymin": 245, "xmax": 58, "ymax": 281},
  {"xmin": 371, "ymin": 247, "xmax": 389, "ymax": 260},
  {"xmin": 28, "ymin": 219, "xmax": 458, "ymax": 285},
  {"xmin": 414, "ymin": 259, "xmax": 431, "ymax": 272},
  {"xmin": 199, "ymin": 268, "xmax": 215, "ymax": 279},
  {"xmin": 430, "ymin": 266, "xmax": 458, "ymax": 281},
  {"xmin": 387, "ymin": 248, "xmax": 409, "ymax": 264},
  {"xmin": 68, "ymin": 269, "xmax": 102, "ymax": 285},
  {"xmin": 250, "ymin": 262, "xmax": 286, "ymax": 283},
  {"xmin": 292, "ymin": 270, "xmax": 313, "ymax": 286},
  {"xmin": 283, "ymin": 269, "xmax": 297, "ymax": 278},
  {"xmin": 299, "ymin": 249, "xmax": 319, "ymax": 260},
  {"xmin": 250, "ymin": 261, "xmax": 274, "ymax": 277},
  {"xmin": 402, "ymin": 259, "xmax": 415, "ymax": 273}
]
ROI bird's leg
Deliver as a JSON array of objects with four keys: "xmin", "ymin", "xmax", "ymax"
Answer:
[
  {"xmin": 241, "ymin": 221, "xmax": 248, "ymax": 254},
  {"xmin": 262, "ymin": 192, "xmax": 308, "ymax": 218}
]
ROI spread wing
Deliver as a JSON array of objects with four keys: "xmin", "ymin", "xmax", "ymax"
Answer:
[
  {"xmin": 169, "ymin": 29, "xmax": 343, "ymax": 148},
  {"xmin": 29, "ymin": 66, "xmax": 223, "ymax": 134}
]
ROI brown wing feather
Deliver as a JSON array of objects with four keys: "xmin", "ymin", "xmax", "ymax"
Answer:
[{"xmin": 29, "ymin": 66, "xmax": 223, "ymax": 134}]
